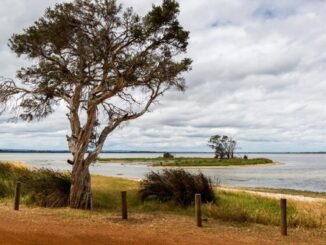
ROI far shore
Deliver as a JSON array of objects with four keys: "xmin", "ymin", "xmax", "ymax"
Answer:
[
  {"xmin": 149, "ymin": 161, "xmax": 282, "ymax": 169},
  {"xmin": 95, "ymin": 160, "xmax": 282, "ymax": 168},
  {"xmin": 96, "ymin": 157, "xmax": 275, "ymax": 167}
]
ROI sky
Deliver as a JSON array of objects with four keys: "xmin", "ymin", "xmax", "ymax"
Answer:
[{"xmin": 1, "ymin": 0, "xmax": 326, "ymax": 152}]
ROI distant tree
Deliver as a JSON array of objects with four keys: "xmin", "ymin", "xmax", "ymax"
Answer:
[
  {"xmin": 0, "ymin": 0, "xmax": 191, "ymax": 209},
  {"xmin": 163, "ymin": 152, "xmax": 174, "ymax": 159},
  {"xmin": 208, "ymin": 135, "xmax": 237, "ymax": 159}
]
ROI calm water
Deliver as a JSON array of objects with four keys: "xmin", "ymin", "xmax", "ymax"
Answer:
[{"xmin": 0, "ymin": 153, "xmax": 326, "ymax": 193}]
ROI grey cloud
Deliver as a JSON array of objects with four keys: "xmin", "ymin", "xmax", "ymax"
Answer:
[{"xmin": 1, "ymin": 0, "xmax": 326, "ymax": 152}]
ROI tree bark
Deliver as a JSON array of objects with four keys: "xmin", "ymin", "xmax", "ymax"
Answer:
[{"xmin": 69, "ymin": 160, "xmax": 93, "ymax": 209}]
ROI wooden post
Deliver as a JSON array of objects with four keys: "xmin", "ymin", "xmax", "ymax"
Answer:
[
  {"xmin": 14, "ymin": 182, "xmax": 21, "ymax": 211},
  {"xmin": 280, "ymin": 198, "xmax": 287, "ymax": 236},
  {"xmin": 195, "ymin": 193, "xmax": 202, "ymax": 227},
  {"xmin": 121, "ymin": 191, "xmax": 128, "ymax": 220}
]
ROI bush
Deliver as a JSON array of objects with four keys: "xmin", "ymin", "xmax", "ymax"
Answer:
[
  {"xmin": 0, "ymin": 162, "xmax": 30, "ymax": 198},
  {"xmin": 139, "ymin": 169, "xmax": 215, "ymax": 207},
  {"xmin": 20, "ymin": 169, "xmax": 71, "ymax": 207},
  {"xmin": 0, "ymin": 162, "xmax": 71, "ymax": 207},
  {"xmin": 163, "ymin": 152, "xmax": 174, "ymax": 159}
]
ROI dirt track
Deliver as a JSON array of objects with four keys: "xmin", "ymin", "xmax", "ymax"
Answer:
[{"xmin": 0, "ymin": 204, "xmax": 325, "ymax": 245}]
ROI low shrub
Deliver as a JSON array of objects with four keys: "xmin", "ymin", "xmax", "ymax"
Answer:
[
  {"xmin": 20, "ymin": 169, "xmax": 71, "ymax": 208},
  {"xmin": 139, "ymin": 169, "xmax": 215, "ymax": 207},
  {"xmin": 0, "ymin": 162, "xmax": 71, "ymax": 207}
]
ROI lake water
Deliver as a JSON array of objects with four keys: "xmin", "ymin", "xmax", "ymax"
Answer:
[{"xmin": 0, "ymin": 152, "xmax": 326, "ymax": 193}]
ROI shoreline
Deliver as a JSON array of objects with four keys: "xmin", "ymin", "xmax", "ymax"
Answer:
[
  {"xmin": 98, "ymin": 175, "xmax": 326, "ymax": 203},
  {"xmin": 150, "ymin": 161, "xmax": 282, "ymax": 169},
  {"xmin": 217, "ymin": 186, "xmax": 326, "ymax": 202},
  {"xmin": 101, "ymin": 175, "xmax": 326, "ymax": 200},
  {"xmin": 96, "ymin": 158, "xmax": 277, "ymax": 168},
  {"xmin": 2, "ymin": 159, "xmax": 281, "ymax": 172},
  {"xmin": 120, "ymin": 176, "xmax": 326, "ymax": 202},
  {"xmin": 3, "ymin": 161, "xmax": 325, "ymax": 198}
]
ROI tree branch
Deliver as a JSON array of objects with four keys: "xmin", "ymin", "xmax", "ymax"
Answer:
[{"xmin": 85, "ymin": 84, "xmax": 161, "ymax": 165}]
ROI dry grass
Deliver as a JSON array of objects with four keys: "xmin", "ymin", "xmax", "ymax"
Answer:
[
  {"xmin": 1, "ymin": 162, "xmax": 325, "ymax": 229},
  {"xmin": 90, "ymin": 174, "xmax": 325, "ymax": 229},
  {"xmin": 290, "ymin": 201, "xmax": 326, "ymax": 227}
]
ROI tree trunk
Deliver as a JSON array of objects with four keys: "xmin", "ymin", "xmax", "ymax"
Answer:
[
  {"xmin": 69, "ymin": 160, "xmax": 93, "ymax": 209},
  {"xmin": 214, "ymin": 151, "xmax": 219, "ymax": 159}
]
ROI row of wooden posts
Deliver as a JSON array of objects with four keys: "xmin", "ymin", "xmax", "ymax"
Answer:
[{"xmin": 13, "ymin": 182, "xmax": 288, "ymax": 236}]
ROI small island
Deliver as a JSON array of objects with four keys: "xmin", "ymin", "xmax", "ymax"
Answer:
[
  {"xmin": 98, "ymin": 135, "xmax": 274, "ymax": 167},
  {"xmin": 97, "ymin": 156, "xmax": 273, "ymax": 167}
]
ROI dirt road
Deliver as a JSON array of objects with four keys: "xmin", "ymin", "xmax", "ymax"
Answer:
[{"xmin": 0, "ymin": 204, "xmax": 325, "ymax": 245}]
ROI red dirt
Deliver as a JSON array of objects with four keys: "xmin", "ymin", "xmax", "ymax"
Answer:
[{"xmin": 0, "ymin": 205, "xmax": 325, "ymax": 245}]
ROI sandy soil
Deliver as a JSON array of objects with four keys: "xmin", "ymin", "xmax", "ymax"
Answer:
[
  {"xmin": 0, "ymin": 204, "xmax": 326, "ymax": 245},
  {"xmin": 218, "ymin": 187, "xmax": 326, "ymax": 203}
]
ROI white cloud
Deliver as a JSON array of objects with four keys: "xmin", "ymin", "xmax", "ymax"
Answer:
[{"xmin": 1, "ymin": 0, "xmax": 326, "ymax": 152}]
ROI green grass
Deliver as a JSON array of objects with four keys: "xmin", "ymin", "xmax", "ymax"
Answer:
[
  {"xmin": 92, "ymin": 175, "xmax": 139, "ymax": 210},
  {"xmin": 91, "ymin": 175, "xmax": 194, "ymax": 216},
  {"xmin": 91, "ymin": 175, "xmax": 321, "ymax": 228},
  {"xmin": 97, "ymin": 157, "xmax": 274, "ymax": 167},
  {"xmin": 0, "ymin": 162, "xmax": 322, "ymax": 228},
  {"xmin": 0, "ymin": 162, "xmax": 31, "ymax": 198},
  {"xmin": 206, "ymin": 190, "xmax": 319, "ymax": 228}
]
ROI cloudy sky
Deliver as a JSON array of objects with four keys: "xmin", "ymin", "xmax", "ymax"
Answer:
[{"xmin": 1, "ymin": 0, "xmax": 326, "ymax": 152}]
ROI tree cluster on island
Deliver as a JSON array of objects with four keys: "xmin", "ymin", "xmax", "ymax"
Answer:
[
  {"xmin": 163, "ymin": 152, "xmax": 174, "ymax": 159},
  {"xmin": 208, "ymin": 135, "xmax": 237, "ymax": 159}
]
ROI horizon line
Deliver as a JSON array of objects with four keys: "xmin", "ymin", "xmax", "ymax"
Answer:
[{"xmin": 1, "ymin": 149, "xmax": 326, "ymax": 154}]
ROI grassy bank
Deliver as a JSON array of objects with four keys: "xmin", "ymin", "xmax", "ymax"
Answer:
[
  {"xmin": 0, "ymin": 162, "xmax": 324, "ymax": 229},
  {"xmin": 97, "ymin": 157, "xmax": 274, "ymax": 167},
  {"xmin": 91, "ymin": 175, "xmax": 323, "ymax": 228}
]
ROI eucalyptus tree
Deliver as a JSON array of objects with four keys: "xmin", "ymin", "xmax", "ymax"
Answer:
[
  {"xmin": 0, "ymin": 0, "xmax": 191, "ymax": 209},
  {"xmin": 208, "ymin": 135, "xmax": 237, "ymax": 159}
]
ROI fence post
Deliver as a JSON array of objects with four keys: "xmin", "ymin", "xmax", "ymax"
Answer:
[
  {"xmin": 121, "ymin": 191, "xmax": 128, "ymax": 220},
  {"xmin": 14, "ymin": 182, "xmax": 21, "ymax": 211},
  {"xmin": 195, "ymin": 193, "xmax": 202, "ymax": 227},
  {"xmin": 280, "ymin": 198, "xmax": 287, "ymax": 236}
]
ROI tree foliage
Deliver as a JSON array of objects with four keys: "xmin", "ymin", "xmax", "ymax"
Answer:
[
  {"xmin": 163, "ymin": 152, "xmax": 174, "ymax": 158},
  {"xmin": 208, "ymin": 135, "xmax": 237, "ymax": 159},
  {"xmin": 0, "ymin": 0, "xmax": 191, "ymax": 209}
]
